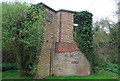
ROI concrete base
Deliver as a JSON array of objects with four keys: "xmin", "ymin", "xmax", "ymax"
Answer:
[{"xmin": 53, "ymin": 52, "xmax": 90, "ymax": 76}]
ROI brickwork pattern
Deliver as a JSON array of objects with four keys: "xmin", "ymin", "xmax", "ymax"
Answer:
[
  {"xmin": 55, "ymin": 42, "xmax": 79, "ymax": 53},
  {"xmin": 36, "ymin": 6, "xmax": 90, "ymax": 79}
]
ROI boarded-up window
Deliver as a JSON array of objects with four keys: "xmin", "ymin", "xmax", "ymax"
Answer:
[{"xmin": 45, "ymin": 12, "xmax": 52, "ymax": 22}]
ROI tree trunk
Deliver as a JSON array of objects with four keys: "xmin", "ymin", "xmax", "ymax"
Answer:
[
  {"xmin": 17, "ymin": 53, "xmax": 27, "ymax": 76},
  {"xmin": 17, "ymin": 46, "xmax": 28, "ymax": 76}
]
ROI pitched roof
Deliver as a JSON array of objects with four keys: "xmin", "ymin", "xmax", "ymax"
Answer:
[
  {"xmin": 36, "ymin": 2, "xmax": 76, "ymax": 13},
  {"xmin": 36, "ymin": 2, "xmax": 56, "ymax": 12}
]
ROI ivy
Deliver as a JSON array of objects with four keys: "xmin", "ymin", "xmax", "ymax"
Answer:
[{"xmin": 74, "ymin": 11, "xmax": 94, "ymax": 72}]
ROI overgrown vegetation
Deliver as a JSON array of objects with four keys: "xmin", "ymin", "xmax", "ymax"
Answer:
[
  {"xmin": 74, "ymin": 11, "xmax": 119, "ymax": 74},
  {"xmin": 2, "ymin": 2, "xmax": 46, "ymax": 76},
  {"xmin": 93, "ymin": 18, "xmax": 119, "ymax": 74},
  {"xmin": 74, "ymin": 11, "xmax": 94, "ymax": 72},
  {"xmin": 2, "ymin": 63, "xmax": 18, "ymax": 72}
]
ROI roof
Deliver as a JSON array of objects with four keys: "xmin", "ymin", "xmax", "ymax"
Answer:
[
  {"xmin": 36, "ymin": 2, "xmax": 76, "ymax": 13},
  {"xmin": 36, "ymin": 2, "xmax": 56, "ymax": 12},
  {"xmin": 57, "ymin": 9, "xmax": 76, "ymax": 13}
]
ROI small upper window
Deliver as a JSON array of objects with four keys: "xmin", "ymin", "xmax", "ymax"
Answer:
[
  {"xmin": 73, "ymin": 24, "xmax": 78, "ymax": 31},
  {"xmin": 45, "ymin": 12, "xmax": 53, "ymax": 22}
]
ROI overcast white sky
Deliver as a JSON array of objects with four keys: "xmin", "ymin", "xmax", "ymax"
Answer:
[{"xmin": 2, "ymin": 0, "xmax": 118, "ymax": 22}]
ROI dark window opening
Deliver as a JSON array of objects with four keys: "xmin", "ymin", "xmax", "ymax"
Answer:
[
  {"xmin": 73, "ymin": 14, "xmax": 78, "ymax": 32},
  {"xmin": 45, "ymin": 12, "xmax": 53, "ymax": 22}
]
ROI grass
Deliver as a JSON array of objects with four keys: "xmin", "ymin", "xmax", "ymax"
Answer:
[
  {"xmin": 0, "ymin": 72, "xmax": 2, "ymax": 80},
  {"xmin": 2, "ymin": 70, "xmax": 32, "ymax": 79},
  {"xmin": 46, "ymin": 70, "xmax": 118, "ymax": 79},
  {"xmin": 1, "ymin": 70, "xmax": 118, "ymax": 79}
]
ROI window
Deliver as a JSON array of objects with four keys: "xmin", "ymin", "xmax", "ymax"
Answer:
[
  {"xmin": 73, "ymin": 24, "xmax": 78, "ymax": 31},
  {"xmin": 45, "ymin": 12, "xmax": 53, "ymax": 22}
]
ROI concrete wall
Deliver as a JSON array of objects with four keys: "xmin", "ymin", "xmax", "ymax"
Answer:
[
  {"xmin": 53, "ymin": 42, "xmax": 90, "ymax": 76},
  {"xmin": 53, "ymin": 52, "xmax": 90, "ymax": 76}
]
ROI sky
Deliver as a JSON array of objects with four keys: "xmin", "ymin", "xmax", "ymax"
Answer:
[{"xmin": 2, "ymin": 0, "xmax": 118, "ymax": 23}]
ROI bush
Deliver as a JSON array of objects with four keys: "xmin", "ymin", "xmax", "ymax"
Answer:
[
  {"xmin": 102, "ymin": 62, "xmax": 120, "ymax": 74},
  {"xmin": 2, "ymin": 63, "xmax": 18, "ymax": 72},
  {"xmin": 2, "ymin": 49, "xmax": 17, "ymax": 63}
]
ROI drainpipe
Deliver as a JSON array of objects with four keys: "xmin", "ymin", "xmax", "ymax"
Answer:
[
  {"xmin": 59, "ymin": 12, "xmax": 62, "ymax": 42},
  {"xmin": 50, "ymin": 36, "xmax": 55, "ymax": 76}
]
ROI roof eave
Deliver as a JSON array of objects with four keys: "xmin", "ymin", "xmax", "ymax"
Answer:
[
  {"xmin": 36, "ymin": 2, "xmax": 76, "ymax": 13},
  {"xmin": 36, "ymin": 2, "xmax": 57, "ymax": 12}
]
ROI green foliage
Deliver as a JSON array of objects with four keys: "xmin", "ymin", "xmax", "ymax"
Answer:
[
  {"xmin": 109, "ymin": 23, "xmax": 118, "ymax": 43},
  {"xmin": 93, "ymin": 19, "xmax": 119, "ymax": 74},
  {"xmin": 2, "ymin": 63, "xmax": 18, "ymax": 72},
  {"xmin": 101, "ymin": 62, "xmax": 120, "ymax": 73},
  {"xmin": 74, "ymin": 11, "xmax": 94, "ymax": 71},
  {"xmin": 2, "ymin": 2, "xmax": 46, "ymax": 76},
  {"xmin": 93, "ymin": 42, "xmax": 118, "ymax": 73}
]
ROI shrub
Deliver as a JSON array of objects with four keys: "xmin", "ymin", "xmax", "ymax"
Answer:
[
  {"xmin": 2, "ymin": 63, "xmax": 18, "ymax": 72},
  {"xmin": 102, "ymin": 61, "xmax": 120, "ymax": 74}
]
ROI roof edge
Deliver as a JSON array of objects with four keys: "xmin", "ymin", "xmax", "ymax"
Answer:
[
  {"xmin": 36, "ymin": 2, "xmax": 76, "ymax": 13},
  {"xmin": 57, "ymin": 9, "xmax": 76, "ymax": 13},
  {"xmin": 36, "ymin": 2, "xmax": 56, "ymax": 12}
]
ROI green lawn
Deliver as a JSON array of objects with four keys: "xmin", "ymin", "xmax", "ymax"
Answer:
[
  {"xmin": 0, "ymin": 72, "xmax": 2, "ymax": 81},
  {"xmin": 1, "ymin": 70, "xmax": 118, "ymax": 79},
  {"xmin": 2, "ymin": 70, "xmax": 32, "ymax": 79},
  {"xmin": 46, "ymin": 70, "xmax": 118, "ymax": 79}
]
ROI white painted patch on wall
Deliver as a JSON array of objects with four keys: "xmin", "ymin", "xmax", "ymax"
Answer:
[
  {"xmin": 88, "ymin": 71, "xmax": 90, "ymax": 75},
  {"xmin": 74, "ymin": 24, "xmax": 78, "ymax": 26}
]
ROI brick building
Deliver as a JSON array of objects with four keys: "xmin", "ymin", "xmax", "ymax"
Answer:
[{"xmin": 35, "ymin": 3, "xmax": 90, "ymax": 79}]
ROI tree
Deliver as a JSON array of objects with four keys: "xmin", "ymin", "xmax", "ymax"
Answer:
[
  {"xmin": 93, "ymin": 18, "xmax": 119, "ymax": 73},
  {"xmin": 109, "ymin": 23, "xmax": 118, "ymax": 43},
  {"xmin": 2, "ymin": 2, "xmax": 46, "ymax": 76},
  {"xmin": 93, "ymin": 18, "xmax": 115, "ymax": 42}
]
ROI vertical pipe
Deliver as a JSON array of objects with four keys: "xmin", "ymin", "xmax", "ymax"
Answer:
[{"xmin": 59, "ymin": 12, "xmax": 62, "ymax": 42}]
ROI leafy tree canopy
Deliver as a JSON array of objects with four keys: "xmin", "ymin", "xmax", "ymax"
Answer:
[{"xmin": 2, "ymin": 2, "xmax": 46, "ymax": 76}]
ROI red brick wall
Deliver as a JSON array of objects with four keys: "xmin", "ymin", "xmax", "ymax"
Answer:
[{"xmin": 55, "ymin": 42, "xmax": 79, "ymax": 53}]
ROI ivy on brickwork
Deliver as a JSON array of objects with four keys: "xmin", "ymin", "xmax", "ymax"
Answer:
[{"xmin": 74, "ymin": 11, "xmax": 94, "ymax": 72}]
